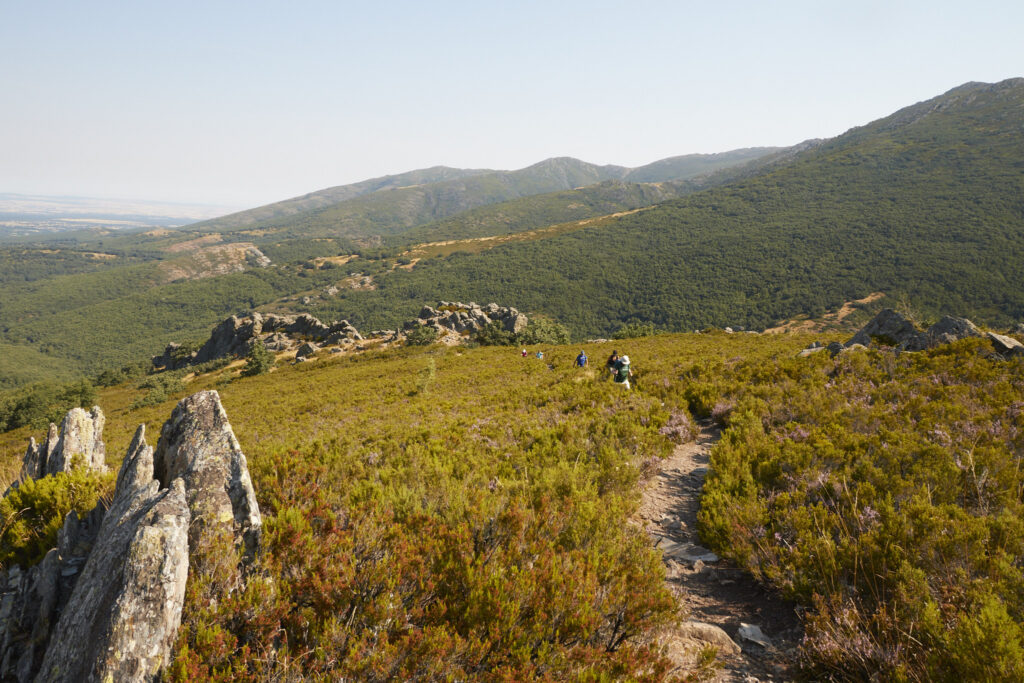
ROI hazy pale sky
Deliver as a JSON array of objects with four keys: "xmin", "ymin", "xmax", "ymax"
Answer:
[{"xmin": 2, "ymin": 0, "xmax": 1021, "ymax": 208}]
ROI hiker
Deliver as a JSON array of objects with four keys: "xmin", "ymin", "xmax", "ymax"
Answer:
[
  {"xmin": 575, "ymin": 350, "xmax": 588, "ymax": 368},
  {"xmin": 536, "ymin": 350, "xmax": 544, "ymax": 360},
  {"xmin": 605, "ymin": 350, "xmax": 619, "ymax": 381},
  {"xmin": 613, "ymin": 354, "xmax": 633, "ymax": 390},
  {"xmin": 521, "ymin": 348, "xmax": 528, "ymax": 357}
]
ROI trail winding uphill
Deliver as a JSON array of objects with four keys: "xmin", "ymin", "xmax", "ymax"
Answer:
[{"xmin": 639, "ymin": 422, "xmax": 803, "ymax": 682}]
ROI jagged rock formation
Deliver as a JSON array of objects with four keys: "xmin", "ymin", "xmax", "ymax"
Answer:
[
  {"xmin": 38, "ymin": 427, "xmax": 190, "ymax": 683},
  {"xmin": 152, "ymin": 312, "xmax": 365, "ymax": 369},
  {"xmin": 19, "ymin": 407, "xmax": 107, "ymax": 483},
  {"xmin": 154, "ymin": 391, "xmax": 261, "ymax": 560},
  {"xmin": 404, "ymin": 301, "xmax": 529, "ymax": 337},
  {"xmin": 0, "ymin": 391, "xmax": 259, "ymax": 682},
  {"xmin": 0, "ymin": 505, "xmax": 105, "ymax": 681},
  {"xmin": 828, "ymin": 308, "xmax": 1024, "ymax": 358}
]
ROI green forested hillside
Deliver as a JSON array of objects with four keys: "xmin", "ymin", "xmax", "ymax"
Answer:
[{"xmin": 302, "ymin": 79, "xmax": 1024, "ymax": 334}]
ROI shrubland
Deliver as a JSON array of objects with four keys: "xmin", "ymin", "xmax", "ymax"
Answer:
[
  {"xmin": 694, "ymin": 338, "xmax": 1024, "ymax": 680},
  {"xmin": 3, "ymin": 314, "xmax": 1024, "ymax": 678}
]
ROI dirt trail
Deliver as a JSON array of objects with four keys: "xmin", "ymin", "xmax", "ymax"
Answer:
[{"xmin": 639, "ymin": 422, "xmax": 802, "ymax": 681}]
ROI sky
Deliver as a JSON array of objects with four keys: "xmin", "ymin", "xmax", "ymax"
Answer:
[{"xmin": 1, "ymin": 0, "xmax": 1021, "ymax": 208}]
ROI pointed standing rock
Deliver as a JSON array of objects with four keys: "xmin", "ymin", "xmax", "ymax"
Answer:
[
  {"xmin": 36, "ymin": 425, "xmax": 191, "ymax": 683},
  {"xmin": 154, "ymin": 390, "xmax": 262, "ymax": 559}
]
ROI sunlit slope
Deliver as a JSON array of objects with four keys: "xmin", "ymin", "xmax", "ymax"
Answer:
[
  {"xmin": 1, "ymin": 331, "xmax": 816, "ymax": 678},
  {"xmin": 306, "ymin": 79, "xmax": 1024, "ymax": 333}
]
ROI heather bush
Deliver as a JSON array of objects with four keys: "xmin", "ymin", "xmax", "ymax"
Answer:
[{"xmin": 697, "ymin": 339, "xmax": 1024, "ymax": 679}]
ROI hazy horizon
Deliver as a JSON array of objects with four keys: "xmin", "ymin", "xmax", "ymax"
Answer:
[{"xmin": 3, "ymin": 1, "xmax": 1021, "ymax": 207}]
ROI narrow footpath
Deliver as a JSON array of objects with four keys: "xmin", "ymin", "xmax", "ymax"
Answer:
[{"xmin": 638, "ymin": 421, "xmax": 802, "ymax": 682}]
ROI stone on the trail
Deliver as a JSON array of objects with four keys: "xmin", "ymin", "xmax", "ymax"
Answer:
[
  {"xmin": 678, "ymin": 621, "xmax": 741, "ymax": 655},
  {"xmin": 797, "ymin": 346, "xmax": 826, "ymax": 358},
  {"xmin": 660, "ymin": 542, "xmax": 719, "ymax": 565},
  {"xmin": 737, "ymin": 623, "xmax": 772, "ymax": 648},
  {"xmin": 692, "ymin": 559, "xmax": 705, "ymax": 573}
]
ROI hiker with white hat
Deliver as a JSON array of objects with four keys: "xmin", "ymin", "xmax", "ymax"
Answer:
[{"xmin": 613, "ymin": 354, "xmax": 632, "ymax": 390}]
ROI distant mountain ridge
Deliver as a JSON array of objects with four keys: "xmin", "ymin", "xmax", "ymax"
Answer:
[{"xmin": 187, "ymin": 149, "xmax": 784, "ymax": 241}]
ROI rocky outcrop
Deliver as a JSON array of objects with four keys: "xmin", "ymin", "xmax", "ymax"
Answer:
[
  {"xmin": 154, "ymin": 312, "xmax": 366, "ymax": 370},
  {"xmin": 836, "ymin": 309, "xmax": 1018, "ymax": 358},
  {"xmin": 0, "ymin": 392, "xmax": 259, "ymax": 682},
  {"xmin": 17, "ymin": 407, "xmax": 107, "ymax": 486},
  {"xmin": 988, "ymin": 331, "xmax": 1024, "ymax": 358},
  {"xmin": 154, "ymin": 391, "xmax": 261, "ymax": 560},
  {"xmin": 847, "ymin": 309, "xmax": 923, "ymax": 349},
  {"xmin": 404, "ymin": 301, "xmax": 529, "ymax": 338},
  {"xmin": 38, "ymin": 427, "xmax": 190, "ymax": 683},
  {"xmin": 192, "ymin": 314, "xmax": 264, "ymax": 364}
]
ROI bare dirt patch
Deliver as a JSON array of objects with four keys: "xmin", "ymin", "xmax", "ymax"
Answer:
[
  {"xmin": 639, "ymin": 422, "xmax": 801, "ymax": 681},
  {"xmin": 764, "ymin": 292, "xmax": 885, "ymax": 335}
]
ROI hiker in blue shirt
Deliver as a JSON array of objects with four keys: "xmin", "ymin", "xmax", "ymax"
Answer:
[{"xmin": 575, "ymin": 350, "xmax": 588, "ymax": 368}]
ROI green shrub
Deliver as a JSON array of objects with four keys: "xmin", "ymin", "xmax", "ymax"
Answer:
[
  {"xmin": 516, "ymin": 317, "xmax": 570, "ymax": 345},
  {"xmin": 613, "ymin": 321, "xmax": 657, "ymax": 339},
  {"xmin": 241, "ymin": 339, "xmax": 273, "ymax": 377},
  {"xmin": 0, "ymin": 466, "xmax": 114, "ymax": 568},
  {"xmin": 405, "ymin": 324, "xmax": 439, "ymax": 346}
]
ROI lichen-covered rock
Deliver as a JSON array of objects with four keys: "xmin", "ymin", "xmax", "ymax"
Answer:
[
  {"xmin": 15, "ymin": 407, "xmax": 107, "ymax": 488},
  {"xmin": 153, "ymin": 391, "xmax": 261, "ymax": 560},
  {"xmin": 0, "ymin": 505, "xmax": 102, "ymax": 683},
  {"xmin": 2, "ymin": 394, "xmax": 259, "ymax": 682},
  {"xmin": 38, "ymin": 426, "xmax": 190, "ymax": 683},
  {"xmin": 46, "ymin": 407, "xmax": 106, "ymax": 476}
]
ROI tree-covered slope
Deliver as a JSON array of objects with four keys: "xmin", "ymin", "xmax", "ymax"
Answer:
[
  {"xmin": 188, "ymin": 165, "xmax": 492, "ymax": 233},
  {"xmin": 301, "ymin": 79, "xmax": 1024, "ymax": 334}
]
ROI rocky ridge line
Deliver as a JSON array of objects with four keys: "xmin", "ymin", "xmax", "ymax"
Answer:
[{"xmin": 798, "ymin": 308, "xmax": 1024, "ymax": 358}]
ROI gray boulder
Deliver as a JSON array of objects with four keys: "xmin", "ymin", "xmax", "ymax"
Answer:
[
  {"xmin": 295, "ymin": 341, "xmax": 320, "ymax": 359},
  {"xmin": 847, "ymin": 309, "xmax": 923, "ymax": 349},
  {"xmin": 989, "ymin": 332, "xmax": 1024, "ymax": 357},
  {"xmin": 154, "ymin": 391, "xmax": 262, "ymax": 560},
  {"xmin": 918, "ymin": 315, "xmax": 983, "ymax": 350},
  {"xmin": 826, "ymin": 341, "xmax": 846, "ymax": 357},
  {"xmin": 503, "ymin": 312, "xmax": 529, "ymax": 334}
]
